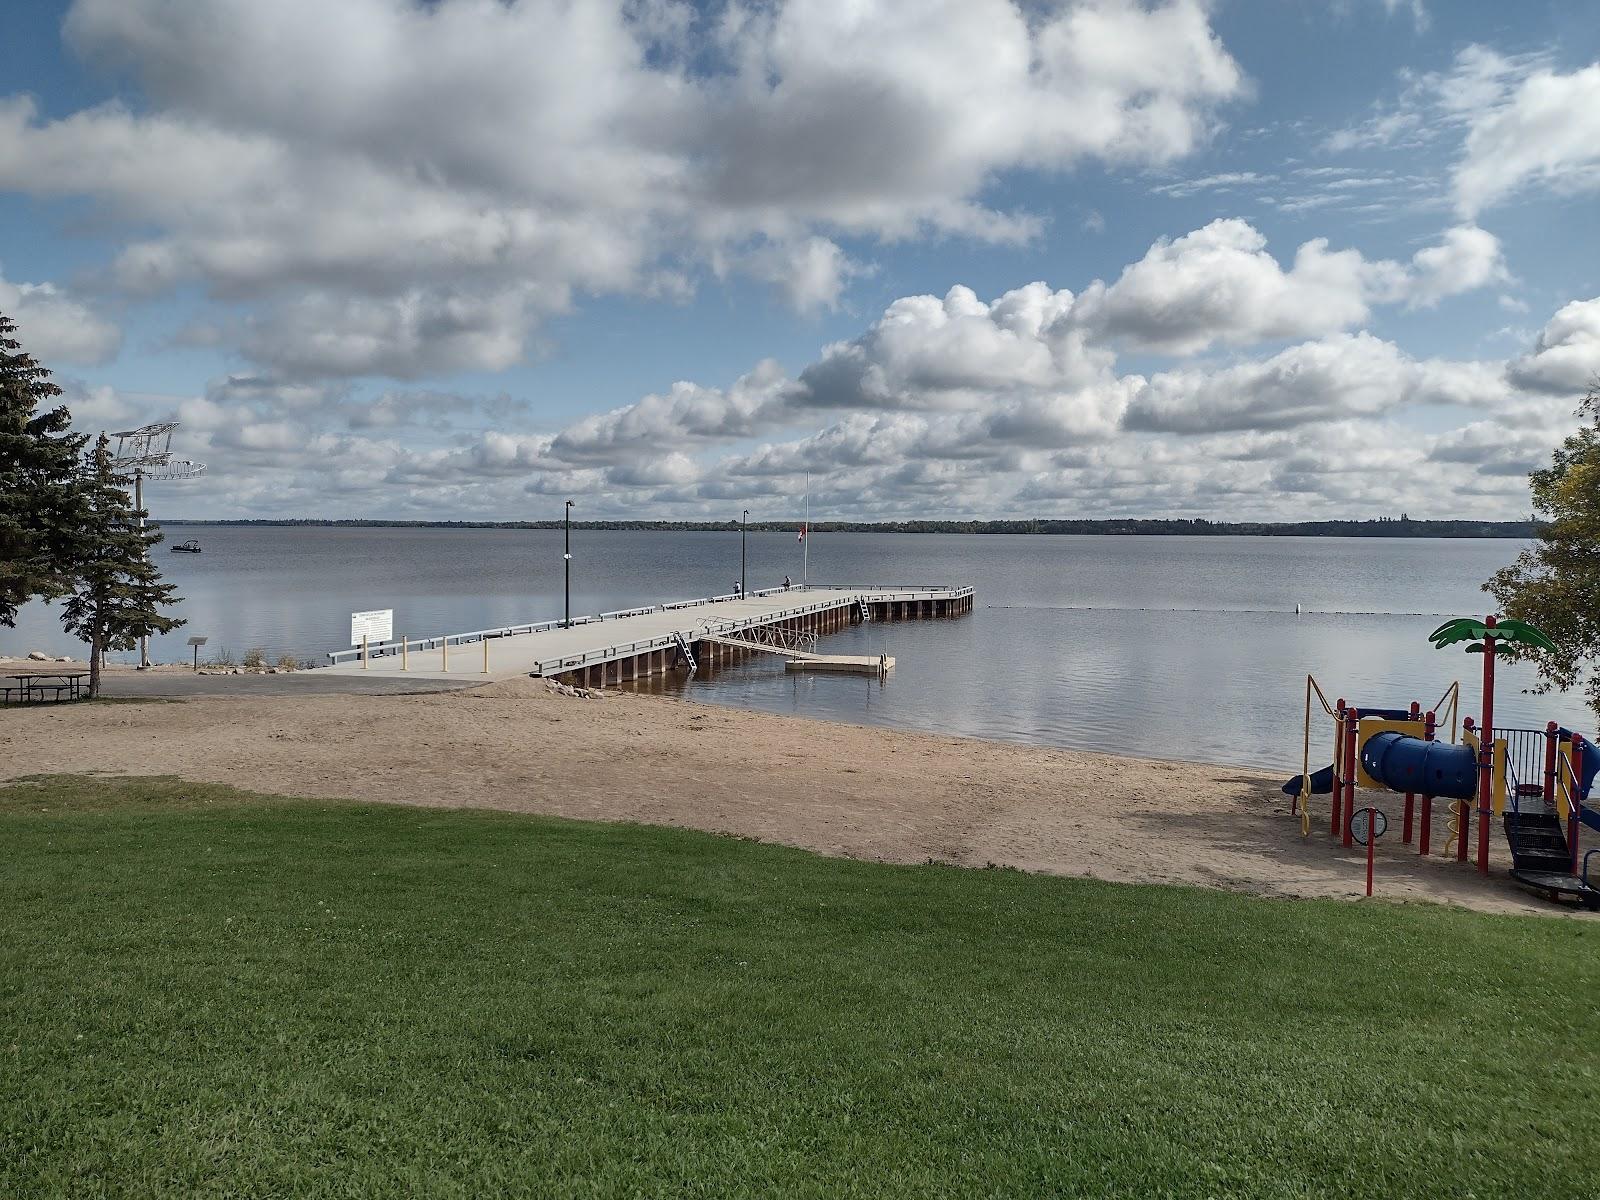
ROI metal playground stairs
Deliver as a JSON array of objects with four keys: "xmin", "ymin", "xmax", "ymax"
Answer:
[
  {"xmin": 1500, "ymin": 747, "xmax": 1600, "ymax": 909},
  {"xmin": 1502, "ymin": 812, "xmax": 1598, "ymax": 907}
]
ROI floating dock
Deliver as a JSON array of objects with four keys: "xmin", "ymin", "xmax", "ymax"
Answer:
[
  {"xmin": 706, "ymin": 632, "xmax": 894, "ymax": 675},
  {"xmin": 319, "ymin": 584, "xmax": 972, "ymax": 684}
]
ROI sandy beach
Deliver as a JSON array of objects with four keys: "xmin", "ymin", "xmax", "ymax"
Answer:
[{"xmin": 1, "ymin": 666, "xmax": 1563, "ymax": 916}]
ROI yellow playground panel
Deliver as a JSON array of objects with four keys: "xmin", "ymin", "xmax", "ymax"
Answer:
[
  {"xmin": 1461, "ymin": 729, "xmax": 1511, "ymax": 815},
  {"xmin": 1352, "ymin": 718, "xmax": 1427, "ymax": 790}
]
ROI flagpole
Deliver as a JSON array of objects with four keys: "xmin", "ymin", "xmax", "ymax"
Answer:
[{"xmin": 803, "ymin": 471, "xmax": 809, "ymax": 584}]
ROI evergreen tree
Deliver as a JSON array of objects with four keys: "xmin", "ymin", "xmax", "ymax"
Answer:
[
  {"xmin": 1486, "ymin": 381, "xmax": 1600, "ymax": 720},
  {"xmin": 0, "ymin": 312, "xmax": 88, "ymax": 625},
  {"xmin": 59, "ymin": 435, "xmax": 185, "ymax": 696}
]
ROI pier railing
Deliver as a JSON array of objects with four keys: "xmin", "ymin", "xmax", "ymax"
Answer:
[
  {"xmin": 803, "ymin": 582, "xmax": 976, "ymax": 600},
  {"xmin": 326, "ymin": 619, "xmax": 577, "ymax": 665},
  {"xmin": 324, "ymin": 594, "xmax": 792, "ymax": 663}
]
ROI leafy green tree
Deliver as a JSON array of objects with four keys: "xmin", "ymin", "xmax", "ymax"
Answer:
[
  {"xmin": 1486, "ymin": 381, "xmax": 1600, "ymax": 719},
  {"xmin": 0, "ymin": 312, "xmax": 88, "ymax": 625},
  {"xmin": 59, "ymin": 435, "xmax": 185, "ymax": 696}
]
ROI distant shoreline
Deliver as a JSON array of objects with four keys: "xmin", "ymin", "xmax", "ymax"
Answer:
[{"xmin": 154, "ymin": 517, "xmax": 1539, "ymax": 539}]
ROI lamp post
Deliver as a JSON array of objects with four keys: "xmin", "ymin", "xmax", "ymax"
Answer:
[
  {"xmin": 564, "ymin": 500, "xmax": 574, "ymax": 628},
  {"xmin": 741, "ymin": 509, "xmax": 749, "ymax": 597}
]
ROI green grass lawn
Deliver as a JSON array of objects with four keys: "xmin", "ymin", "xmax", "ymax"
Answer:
[{"xmin": 3, "ymin": 775, "xmax": 1597, "ymax": 1198}]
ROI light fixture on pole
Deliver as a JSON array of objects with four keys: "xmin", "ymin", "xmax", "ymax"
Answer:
[
  {"xmin": 741, "ymin": 509, "xmax": 749, "ymax": 597},
  {"xmin": 564, "ymin": 499, "xmax": 574, "ymax": 628},
  {"xmin": 108, "ymin": 421, "xmax": 206, "ymax": 669},
  {"xmin": 801, "ymin": 471, "xmax": 809, "ymax": 586}
]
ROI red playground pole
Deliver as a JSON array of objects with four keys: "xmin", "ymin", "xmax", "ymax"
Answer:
[
  {"xmin": 1419, "ymin": 710, "xmax": 1436, "ymax": 856},
  {"xmin": 1477, "ymin": 617, "xmax": 1498, "ymax": 873},
  {"xmin": 1332, "ymin": 700, "xmax": 1347, "ymax": 837},
  {"xmin": 1365, "ymin": 808, "xmax": 1376, "ymax": 897},
  {"xmin": 1402, "ymin": 700, "xmax": 1420, "ymax": 844},
  {"xmin": 1342, "ymin": 708, "xmax": 1360, "ymax": 848},
  {"xmin": 1459, "ymin": 718, "xmax": 1475, "ymax": 862}
]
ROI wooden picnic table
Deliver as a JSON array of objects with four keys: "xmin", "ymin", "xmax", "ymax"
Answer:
[{"xmin": 2, "ymin": 669, "xmax": 91, "ymax": 705}]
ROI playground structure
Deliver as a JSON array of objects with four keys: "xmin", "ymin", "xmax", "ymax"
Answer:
[{"xmin": 1285, "ymin": 615, "xmax": 1600, "ymax": 909}]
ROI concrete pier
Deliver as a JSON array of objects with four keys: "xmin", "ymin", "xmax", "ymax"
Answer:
[{"xmin": 319, "ymin": 584, "xmax": 973, "ymax": 683}]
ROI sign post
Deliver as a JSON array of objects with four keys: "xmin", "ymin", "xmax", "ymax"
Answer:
[
  {"xmin": 1351, "ymin": 806, "xmax": 1389, "ymax": 897},
  {"xmin": 187, "ymin": 635, "xmax": 207, "ymax": 673}
]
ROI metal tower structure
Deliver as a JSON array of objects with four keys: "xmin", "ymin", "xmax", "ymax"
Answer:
[{"xmin": 108, "ymin": 422, "xmax": 206, "ymax": 669}]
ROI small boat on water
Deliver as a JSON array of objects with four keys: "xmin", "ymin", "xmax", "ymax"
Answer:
[{"xmin": 171, "ymin": 539, "xmax": 202, "ymax": 554}]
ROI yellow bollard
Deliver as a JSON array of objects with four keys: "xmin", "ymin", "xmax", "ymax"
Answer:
[
  {"xmin": 361, "ymin": 634, "xmax": 368, "ymax": 669},
  {"xmin": 441, "ymin": 637, "xmax": 449, "ymax": 672},
  {"xmin": 482, "ymin": 638, "xmax": 489, "ymax": 674},
  {"xmin": 401, "ymin": 636, "xmax": 407, "ymax": 671}
]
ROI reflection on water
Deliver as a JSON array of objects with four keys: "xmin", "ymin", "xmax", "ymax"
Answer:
[{"xmin": 5, "ymin": 527, "xmax": 1589, "ymax": 769}]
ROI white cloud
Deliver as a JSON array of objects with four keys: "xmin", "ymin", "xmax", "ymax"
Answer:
[
  {"xmin": 1123, "ymin": 333, "xmax": 1506, "ymax": 433},
  {"xmin": 1151, "ymin": 171, "xmax": 1270, "ymax": 198},
  {"xmin": 1427, "ymin": 422, "xmax": 1553, "ymax": 477},
  {"xmin": 1070, "ymin": 220, "xmax": 1381, "ymax": 352},
  {"xmin": 798, "ymin": 282, "xmax": 1108, "ymax": 411},
  {"xmin": 1323, "ymin": 47, "xmax": 1600, "ymax": 218},
  {"xmin": 240, "ymin": 288, "xmax": 547, "ymax": 380},
  {"xmin": 1507, "ymin": 297, "xmax": 1600, "ymax": 395},
  {"xmin": 0, "ymin": 0, "xmax": 1248, "ymax": 378},
  {"xmin": 737, "ymin": 237, "xmax": 864, "ymax": 315},
  {"xmin": 57, "ymin": 379, "xmax": 141, "ymax": 427},
  {"xmin": 1378, "ymin": 0, "xmax": 1428, "ymax": 33},
  {"xmin": 550, "ymin": 360, "xmax": 797, "ymax": 462},
  {"xmin": 1066, "ymin": 219, "xmax": 1500, "ymax": 354},
  {"xmin": 0, "ymin": 269, "xmax": 122, "ymax": 366},
  {"xmin": 1454, "ymin": 61, "xmax": 1600, "ymax": 217},
  {"xmin": 1402, "ymin": 224, "xmax": 1507, "ymax": 309}
]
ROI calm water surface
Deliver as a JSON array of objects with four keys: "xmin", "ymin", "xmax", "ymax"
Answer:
[{"xmin": 6, "ymin": 528, "xmax": 1590, "ymax": 770}]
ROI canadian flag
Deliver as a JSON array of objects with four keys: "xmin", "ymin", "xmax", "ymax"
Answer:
[{"xmin": 797, "ymin": 523, "xmax": 807, "ymax": 542}]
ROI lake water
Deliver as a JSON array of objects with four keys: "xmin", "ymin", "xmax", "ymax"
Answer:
[{"xmin": 6, "ymin": 526, "xmax": 1591, "ymax": 770}]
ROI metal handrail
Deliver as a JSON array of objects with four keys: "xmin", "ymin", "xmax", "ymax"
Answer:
[
  {"xmin": 1297, "ymin": 674, "xmax": 1340, "ymax": 833},
  {"xmin": 1431, "ymin": 681, "xmax": 1461, "ymax": 742},
  {"xmin": 801, "ymin": 582, "xmax": 974, "ymax": 594},
  {"xmin": 327, "ymin": 619, "xmax": 570, "ymax": 663}
]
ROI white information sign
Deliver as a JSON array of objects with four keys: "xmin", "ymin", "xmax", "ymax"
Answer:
[{"xmin": 351, "ymin": 609, "xmax": 393, "ymax": 645}]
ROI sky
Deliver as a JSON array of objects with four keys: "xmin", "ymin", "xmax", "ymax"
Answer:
[{"xmin": 1, "ymin": 0, "xmax": 1598, "ymax": 523}]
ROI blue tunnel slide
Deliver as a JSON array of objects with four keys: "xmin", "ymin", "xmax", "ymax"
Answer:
[
  {"xmin": 1283, "ymin": 732, "xmax": 1600, "ymax": 827},
  {"xmin": 1357, "ymin": 733, "xmax": 1478, "ymax": 800},
  {"xmin": 1281, "ymin": 735, "xmax": 1478, "ymax": 801}
]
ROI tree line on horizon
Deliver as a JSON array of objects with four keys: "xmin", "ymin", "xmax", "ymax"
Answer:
[{"xmin": 166, "ymin": 516, "xmax": 1542, "ymax": 538}]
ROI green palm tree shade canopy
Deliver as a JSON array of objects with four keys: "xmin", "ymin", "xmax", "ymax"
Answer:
[{"xmin": 1428, "ymin": 617, "xmax": 1559, "ymax": 655}]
